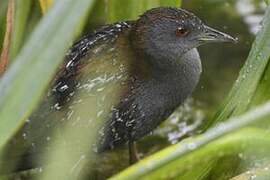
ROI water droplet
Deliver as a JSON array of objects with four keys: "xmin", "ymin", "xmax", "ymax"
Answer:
[
  {"xmin": 187, "ymin": 143, "xmax": 197, "ymax": 150},
  {"xmin": 238, "ymin": 153, "xmax": 244, "ymax": 159},
  {"xmin": 39, "ymin": 167, "xmax": 43, "ymax": 172},
  {"xmin": 97, "ymin": 110, "xmax": 104, "ymax": 117},
  {"xmin": 22, "ymin": 133, "xmax": 27, "ymax": 139},
  {"xmin": 97, "ymin": 87, "xmax": 105, "ymax": 92}
]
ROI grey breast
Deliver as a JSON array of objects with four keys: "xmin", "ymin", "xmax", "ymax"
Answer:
[{"xmin": 131, "ymin": 48, "xmax": 202, "ymax": 140}]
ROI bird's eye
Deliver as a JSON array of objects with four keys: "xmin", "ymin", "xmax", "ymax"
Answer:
[{"xmin": 175, "ymin": 27, "xmax": 190, "ymax": 37}]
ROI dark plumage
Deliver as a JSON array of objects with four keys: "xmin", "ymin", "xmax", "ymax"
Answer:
[{"xmin": 4, "ymin": 7, "xmax": 236, "ymax": 170}]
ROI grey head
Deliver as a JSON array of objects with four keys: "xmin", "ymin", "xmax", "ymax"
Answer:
[{"xmin": 131, "ymin": 7, "xmax": 237, "ymax": 63}]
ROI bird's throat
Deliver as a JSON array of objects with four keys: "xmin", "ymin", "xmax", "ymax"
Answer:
[{"xmin": 146, "ymin": 48, "xmax": 202, "ymax": 107}]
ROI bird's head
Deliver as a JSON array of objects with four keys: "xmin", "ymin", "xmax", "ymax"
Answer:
[{"xmin": 131, "ymin": 7, "xmax": 237, "ymax": 61}]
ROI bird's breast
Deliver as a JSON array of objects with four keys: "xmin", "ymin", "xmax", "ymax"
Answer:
[
  {"xmin": 173, "ymin": 48, "xmax": 202, "ymax": 103},
  {"xmin": 129, "ymin": 48, "xmax": 202, "ymax": 140}
]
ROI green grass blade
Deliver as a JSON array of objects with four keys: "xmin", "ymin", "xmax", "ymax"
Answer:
[
  {"xmin": 23, "ymin": 1, "xmax": 42, "ymax": 41},
  {"xmin": 206, "ymin": 4, "xmax": 270, "ymax": 128},
  {"xmin": 231, "ymin": 165, "xmax": 270, "ymax": 180},
  {"xmin": 39, "ymin": 0, "xmax": 54, "ymax": 14},
  {"xmin": 111, "ymin": 101, "xmax": 270, "ymax": 179},
  {"xmin": 105, "ymin": 0, "xmax": 181, "ymax": 23},
  {"xmin": 0, "ymin": 0, "xmax": 8, "ymax": 52},
  {"xmin": 9, "ymin": 0, "xmax": 32, "ymax": 61},
  {"xmin": 159, "ymin": 0, "xmax": 181, "ymax": 7},
  {"xmin": 0, "ymin": 0, "xmax": 96, "ymax": 150}
]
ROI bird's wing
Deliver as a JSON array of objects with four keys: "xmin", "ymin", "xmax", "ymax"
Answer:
[{"xmin": 5, "ymin": 22, "xmax": 135, "ymax": 165}]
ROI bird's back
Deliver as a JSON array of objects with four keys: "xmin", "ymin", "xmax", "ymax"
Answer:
[{"xmin": 3, "ymin": 22, "xmax": 138, "ymax": 169}]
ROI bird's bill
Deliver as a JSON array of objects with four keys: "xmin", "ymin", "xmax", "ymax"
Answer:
[{"xmin": 199, "ymin": 25, "xmax": 238, "ymax": 43}]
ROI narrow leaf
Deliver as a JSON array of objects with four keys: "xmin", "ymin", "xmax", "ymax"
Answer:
[
  {"xmin": 103, "ymin": 0, "xmax": 181, "ymax": 23},
  {"xmin": 0, "ymin": 0, "xmax": 8, "ymax": 51},
  {"xmin": 39, "ymin": 0, "xmax": 54, "ymax": 14},
  {"xmin": 0, "ymin": 0, "xmax": 14, "ymax": 75},
  {"xmin": 0, "ymin": 0, "xmax": 95, "ymax": 150},
  {"xmin": 9, "ymin": 0, "xmax": 32, "ymax": 61},
  {"xmin": 111, "ymin": 101, "xmax": 270, "ymax": 179},
  {"xmin": 206, "ymin": 4, "xmax": 270, "ymax": 128},
  {"xmin": 230, "ymin": 165, "xmax": 270, "ymax": 180}
]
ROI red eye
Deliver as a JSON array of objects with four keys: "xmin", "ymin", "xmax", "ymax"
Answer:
[{"xmin": 175, "ymin": 27, "xmax": 190, "ymax": 37}]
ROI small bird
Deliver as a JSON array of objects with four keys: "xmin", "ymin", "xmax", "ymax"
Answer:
[{"xmin": 6, "ymin": 7, "xmax": 237, "ymax": 169}]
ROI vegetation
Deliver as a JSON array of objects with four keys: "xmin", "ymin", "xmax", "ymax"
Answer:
[{"xmin": 0, "ymin": 0, "xmax": 270, "ymax": 179}]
